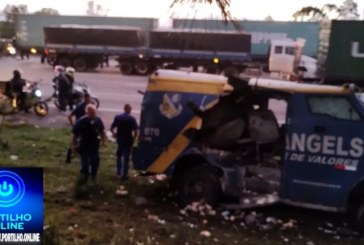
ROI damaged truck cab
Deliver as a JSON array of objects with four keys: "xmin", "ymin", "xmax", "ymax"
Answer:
[{"xmin": 133, "ymin": 69, "xmax": 364, "ymax": 229}]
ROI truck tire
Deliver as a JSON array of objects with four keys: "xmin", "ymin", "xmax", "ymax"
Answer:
[
  {"xmin": 355, "ymin": 202, "xmax": 364, "ymax": 233},
  {"xmin": 223, "ymin": 66, "xmax": 240, "ymax": 77},
  {"xmin": 134, "ymin": 61, "xmax": 149, "ymax": 75},
  {"xmin": 177, "ymin": 165, "xmax": 222, "ymax": 207},
  {"xmin": 58, "ymin": 58, "xmax": 71, "ymax": 68},
  {"xmin": 119, "ymin": 61, "xmax": 133, "ymax": 75},
  {"xmin": 74, "ymin": 58, "xmax": 87, "ymax": 72}
]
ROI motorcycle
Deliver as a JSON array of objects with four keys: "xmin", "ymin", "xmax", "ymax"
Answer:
[
  {"xmin": 0, "ymin": 81, "xmax": 49, "ymax": 117},
  {"xmin": 52, "ymin": 81, "xmax": 100, "ymax": 109}
]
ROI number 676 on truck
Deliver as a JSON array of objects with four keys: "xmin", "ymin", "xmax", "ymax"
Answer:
[{"xmin": 133, "ymin": 69, "xmax": 364, "ymax": 231}]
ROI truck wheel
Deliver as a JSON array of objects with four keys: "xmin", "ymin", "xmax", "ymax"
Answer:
[
  {"xmin": 134, "ymin": 61, "xmax": 149, "ymax": 75},
  {"xmin": 206, "ymin": 65, "xmax": 220, "ymax": 74},
  {"xmin": 58, "ymin": 58, "xmax": 71, "ymax": 68},
  {"xmin": 74, "ymin": 58, "xmax": 87, "ymax": 72},
  {"xmin": 223, "ymin": 66, "xmax": 239, "ymax": 77},
  {"xmin": 177, "ymin": 165, "xmax": 222, "ymax": 207},
  {"xmin": 119, "ymin": 62, "xmax": 133, "ymax": 75},
  {"xmin": 355, "ymin": 202, "xmax": 364, "ymax": 233}
]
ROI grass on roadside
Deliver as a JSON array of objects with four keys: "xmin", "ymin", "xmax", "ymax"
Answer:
[{"xmin": 0, "ymin": 124, "xmax": 363, "ymax": 245}]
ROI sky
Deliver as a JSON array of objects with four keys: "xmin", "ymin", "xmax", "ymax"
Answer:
[{"xmin": 0, "ymin": 0, "xmax": 363, "ymax": 22}]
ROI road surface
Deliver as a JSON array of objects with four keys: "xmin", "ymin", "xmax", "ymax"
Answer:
[
  {"xmin": 0, "ymin": 57, "xmax": 147, "ymax": 128},
  {"xmin": 0, "ymin": 56, "xmax": 286, "ymax": 128}
]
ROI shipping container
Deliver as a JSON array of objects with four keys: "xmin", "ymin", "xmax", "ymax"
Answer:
[
  {"xmin": 172, "ymin": 19, "xmax": 320, "ymax": 58},
  {"xmin": 44, "ymin": 25, "xmax": 145, "ymax": 48},
  {"xmin": 324, "ymin": 20, "xmax": 364, "ymax": 83},
  {"xmin": 149, "ymin": 29, "xmax": 251, "ymax": 52},
  {"xmin": 15, "ymin": 14, "xmax": 158, "ymax": 49}
]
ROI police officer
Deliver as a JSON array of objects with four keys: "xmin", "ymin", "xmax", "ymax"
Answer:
[
  {"xmin": 54, "ymin": 67, "xmax": 70, "ymax": 113},
  {"xmin": 72, "ymin": 104, "xmax": 106, "ymax": 185},
  {"xmin": 68, "ymin": 93, "xmax": 92, "ymax": 127},
  {"xmin": 110, "ymin": 104, "xmax": 138, "ymax": 181},
  {"xmin": 65, "ymin": 67, "xmax": 75, "ymax": 110},
  {"xmin": 65, "ymin": 93, "xmax": 92, "ymax": 163},
  {"xmin": 9, "ymin": 70, "xmax": 26, "ymax": 108}
]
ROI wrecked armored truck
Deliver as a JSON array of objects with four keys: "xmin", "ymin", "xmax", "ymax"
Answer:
[{"xmin": 133, "ymin": 69, "xmax": 364, "ymax": 230}]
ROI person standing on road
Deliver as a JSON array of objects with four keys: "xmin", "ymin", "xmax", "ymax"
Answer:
[
  {"xmin": 110, "ymin": 104, "xmax": 138, "ymax": 181},
  {"xmin": 72, "ymin": 104, "xmax": 106, "ymax": 185},
  {"xmin": 54, "ymin": 67, "xmax": 70, "ymax": 114},
  {"xmin": 65, "ymin": 67, "xmax": 76, "ymax": 111},
  {"xmin": 65, "ymin": 93, "xmax": 92, "ymax": 163}
]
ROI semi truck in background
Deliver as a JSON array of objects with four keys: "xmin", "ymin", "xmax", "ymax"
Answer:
[
  {"xmin": 14, "ymin": 14, "xmax": 318, "ymax": 78},
  {"xmin": 44, "ymin": 25, "xmax": 310, "ymax": 80},
  {"xmin": 13, "ymin": 14, "xmax": 157, "ymax": 61},
  {"xmin": 174, "ymin": 19, "xmax": 364, "ymax": 86}
]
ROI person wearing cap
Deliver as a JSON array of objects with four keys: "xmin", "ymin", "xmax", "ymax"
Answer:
[
  {"xmin": 53, "ymin": 66, "xmax": 70, "ymax": 113},
  {"xmin": 110, "ymin": 104, "xmax": 138, "ymax": 181},
  {"xmin": 65, "ymin": 67, "xmax": 76, "ymax": 110},
  {"xmin": 72, "ymin": 104, "xmax": 106, "ymax": 185}
]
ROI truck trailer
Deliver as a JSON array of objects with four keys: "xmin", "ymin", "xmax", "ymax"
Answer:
[
  {"xmin": 44, "ymin": 25, "xmax": 313, "ymax": 79},
  {"xmin": 44, "ymin": 25, "xmax": 146, "ymax": 71},
  {"xmin": 14, "ymin": 14, "xmax": 158, "ymax": 61}
]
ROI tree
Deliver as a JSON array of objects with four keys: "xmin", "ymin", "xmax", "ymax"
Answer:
[
  {"xmin": 3, "ymin": 4, "xmax": 28, "ymax": 22},
  {"xmin": 292, "ymin": 6, "xmax": 324, "ymax": 21},
  {"xmin": 321, "ymin": 4, "xmax": 339, "ymax": 18},
  {"xmin": 171, "ymin": 0, "xmax": 233, "ymax": 23},
  {"xmin": 337, "ymin": 0, "xmax": 359, "ymax": 20},
  {"xmin": 33, "ymin": 8, "xmax": 59, "ymax": 16},
  {"xmin": 264, "ymin": 16, "xmax": 274, "ymax": 21}
]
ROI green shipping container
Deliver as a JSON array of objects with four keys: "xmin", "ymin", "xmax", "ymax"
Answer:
[
  {"xmin": 325, "ymin": 20, "xmax": 364, "ymax": 83},
  {"xmin": 173, "ymin": 19, "xmax": 320, "ymax": 57},
  {"xmin": 15, "ymin": 14, "xmax": 158, "ymax": 48}
]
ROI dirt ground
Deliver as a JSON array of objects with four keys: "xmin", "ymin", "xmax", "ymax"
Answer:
[{"xmin": 0, "ymin": 124, "xmax": 363, "ymax": 245}]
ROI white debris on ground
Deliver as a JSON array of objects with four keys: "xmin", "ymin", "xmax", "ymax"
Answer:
[
  {"xmin": 317, "ymin": 222, "xmax": 360, "ymax": 238},
  {"xmin": 155, "ymin": 174, "xmax": 167, "ymax": 182},
  {"xmin": 9, "ymin": 155, "xmax": 18, "ymax": 160},
  {"xmin": 147, "ymin": 214, "xmax": 166, "ymax": 225},
  {"xmin": 200, "ymin": 230, "xmax": 211, "ymax": 237},
  {"xmin": 181, "ymin": 202, "xmax": 217, "ymax": 217},
  {"xmin": 115, "ymin": 185, "xmax": 128, "ymax": 196}
]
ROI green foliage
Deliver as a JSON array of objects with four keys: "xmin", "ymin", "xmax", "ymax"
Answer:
[
  {"xmin": 3, "ymin": 4, "xmax": 28, "ymax": 22},
  {"xmin": 0, "ymin": 21, "xmax": 15, "ymax": 39}
]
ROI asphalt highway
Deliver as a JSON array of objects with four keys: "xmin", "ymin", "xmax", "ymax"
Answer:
[{"xmin": 0, "ymin": 56, "xmax": 286, "ymax": 128}]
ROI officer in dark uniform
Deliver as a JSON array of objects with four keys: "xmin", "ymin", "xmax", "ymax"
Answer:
[
  {"xmin": 110, "ymin": 104, "xmax": 138, "ymax": 181},
  {"xmin": 72, "ymin": 104, "xmax": 105, "ymax": 185},
  {"xmin": 54, "ymin": 69, "xmax": 70, "ymax": 113},
  {"xmin": 65, "ymin": 93, "xmax": 92, "ymax": 163}
]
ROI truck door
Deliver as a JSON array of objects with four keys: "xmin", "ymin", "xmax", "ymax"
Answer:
[
  {"xmin": 269, "ymin": 45, "xmax": 295, "ymax": 75},
  {"xmin": 281, "ymin": 93, "xmax": 364, "ymax": 209}
]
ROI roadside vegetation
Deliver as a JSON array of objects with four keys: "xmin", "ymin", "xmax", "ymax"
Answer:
[{"xmin": 0, "ymin": 124, "xmax": 363, "ymax": 245}]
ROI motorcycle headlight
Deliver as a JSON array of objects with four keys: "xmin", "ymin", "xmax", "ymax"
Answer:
[{"xmin": 35, "ymin": 90, "xmax": 42, "ymax": 97}]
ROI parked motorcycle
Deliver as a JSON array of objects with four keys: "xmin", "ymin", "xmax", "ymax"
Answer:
[
  {"xmin": 52, "ymin": 81, "xmax": 100, "ymax": 109},
  {"xmin": 0, "ymin": 80, "xmax": 49, "ymax": 117}
]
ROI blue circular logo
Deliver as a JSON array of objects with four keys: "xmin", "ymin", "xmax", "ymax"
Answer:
[{"xmin": 0, "ymin": 171, "xmax": 25, "ymax": 208}]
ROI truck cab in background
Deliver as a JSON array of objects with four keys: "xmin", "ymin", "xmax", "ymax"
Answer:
[{"xmin": 267, "ymin": 38, "xmax": 317, "ymax": 81}]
